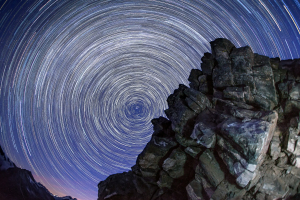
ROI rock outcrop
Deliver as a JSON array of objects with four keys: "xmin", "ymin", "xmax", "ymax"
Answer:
[
  {"xmin": 98, "ymin": 38, "xmax": 300, "ymax": 200},
  {"xmin": 0, "ymin": 145, "xmax": 77, "ymax": 200}
]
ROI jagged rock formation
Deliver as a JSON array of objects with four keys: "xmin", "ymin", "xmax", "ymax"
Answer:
[
  {"xmin": 98, "ymin": 38, "xmax": 300, "ymax": 200},
  {"xmin": 0, "ymin": 145, "xmax": 77, "ymax": 200}
]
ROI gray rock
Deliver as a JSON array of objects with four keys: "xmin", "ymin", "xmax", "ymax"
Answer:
[
  {"xmin": 219, "ymin": 111, "xmax": 278, "ymax": 167},
  {"xmin": 252, "ymin": 62, "xmax": 277, "ymax": 110},
  {"xmin": 229, "ymin": 106, "xmax": 260, "ymax": 120},
  {"xmin": 211, "ymin": 38, "xmax": 235, "ymax": 88},
  {"xmin": 255, "ymin": 192, "xmax": 266, "ymax": 200},
  {"xmin": 284, "ymin": 127, "xmax": 299, "ymax": 154},
  {"xmin": 230, "ymin": 46, "xmax": 255, "ymax": 93},
  {"xmin": 165, "ymin": 85, "xmax": 211, "ymax": 136},
  {"xmin": 166, "ymin": 86, "xmax": 212, "ymax": 147},
  {"xmin": 184, "ymin": 87, "xmax": 212, "ymax": 113},
  {"xmin": 175, "ymin": 133, "xmax": 199, "ymax": 147},
  {"xmin": 278, "ymin": 81, "xmax": 290, "ymax": 99},
  {"xmin": 284, "ymin": 100, "xmax": 300, "ymax": 115},
  {"xmin": 210, "ymin": 38, "xmax": 235, "ymax": 65},
  {"xmin": 188, "ymin": 69, "xmax": 203, "ymax": 91},
  {"xmin": 273, "ymin": 68, "xmax": 288, "ymax": 84},
  {"xmin": 198, "ymin": 149, "xmax": 225, "ymax": 188},
  {"xmin": 234, "ymin": 74, "xmax": 255, "ymax": 92},
  {"xmin": 216, "ymin": 141, "xmax": 237, "ymax": 175},
  {"xmin": 236, "ymin": 169, "xmax": 255, "ymax": 188},
  {"xmin": 216, "ymin": 136, "xmax": 255, "ymax": 187},
  {"xmin": 198, "ymin": 75, "xmax": 210, "ymax": 94},
  {"xmin": 184, "ymin": 146, "xmax": 203, "ymax": 158},
  {"xmin": 165, "ymin": 84, "xmax": 197, "ymax": 134},
  {"xmin": 213, "ymin": 88, "xmax": 223, "ymax": 99},
  {"xmin": 258, "ymin": 170, "xmax": 289, "ymax": 198},
  {"xmin": 289, "ymin": 82, "xmax": 300, "ymax": 100},
  {"xmin": 133, "ymin": 175, "xmax": 157, "ymax": 195},
  {"xmin": 209, "ymin": 40, "xmax": 278, "ymax": 110},
  {"xmin": 270, "ymin": 57, "xmax": 280, "ymax": 70},
  {"xmin": 201, "ymin": 52, "xmax": 215, "ymax": 75},
  {"xmin": 290, "ymin": 155, "xmax": 300, "ymax": 168},
  {"xmin": 215, "ymin": 111, "xmax": 277, "ymax": 188},
  {"xmin": 269, "ymin": 136, "xmax": 281, "ymax": 160},
  {"xmin": 270, "ymin": 128, "xmax": 282, "ymax": 156},
  {"xmin": 232, "ymin": 100, "xmax": 255, "ymax": 110},
  {"xmin": 211, "ymin": 179, "xmax": 246, "ymax": 200},
  {"xmin": 186, "ymin": 179, "xmax": 203, "ymax": 200},
  {"xmin": 198, "ymin": 176, "xmax": 215, "ymax": 199},
  {"xmin": 231, "ymin": 46, "xmax": 254, "ymax": 74},
  {"xmin": 287, "ymin": 121, "xmax": 300, "ymax": 168},
  {"xmin": 212, "ymin": 62, "xmax": 234, "ymax": 89},
  {"xmin": 253, "ymin": 53, "xmax": 270, "ymax": 66},
  {"xmin": 157, "ymin": 170, "xmax": 173, "ymax": 189},
  {"xmin": 223, "ymin": 86, "xmax": 249, "ymax": 102},
  {"xmin": 290, "ymin": 166, "xmax": 300, "ymax": 178},
  {"xmin": 151, "ymin": 117, "xmax": 174, "ymax": 138},
  {"xmin": 280, "ymin": 59, "xmax": 300, "ymax": 81},
  {"xmin": 162, "ymin": 148, "xmax": 187, "ymax": 179},
  {"xmin": 276, "ymin": 152, "xmax": 288, "ymax": 167},
  {"xmin": 137, "ymin": 136, "xmax": 177, "ymax": 177},
  {"xmin": 289, "ymin": 116, "xmax": 300, "ymax": 128},
  {"xmin": 190, "ymin": 122, "xmax": 216, "ymax": 148}
]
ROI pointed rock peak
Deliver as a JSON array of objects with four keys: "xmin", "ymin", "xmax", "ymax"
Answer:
[{"xmin": 210, "ymin": 38, "xmax": 236, "ymax": 57}]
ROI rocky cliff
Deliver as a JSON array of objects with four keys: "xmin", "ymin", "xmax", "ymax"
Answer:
[
  {"xmin": 0, "ymin": 145, "xmax": 77, "ymax": 200},
  {"xmin": 98, "ymin": 38, "xmax": 300, "ymax": 200}
]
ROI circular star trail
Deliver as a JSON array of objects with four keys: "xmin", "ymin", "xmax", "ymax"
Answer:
[{"xmin": 0, "ymin": 0, "xmax": 299, "ymax": 200}]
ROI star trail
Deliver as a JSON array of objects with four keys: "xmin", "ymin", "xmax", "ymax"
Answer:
[{"xmin": 0, "ymin": 0, "xmax": 299, "ymax": 200}]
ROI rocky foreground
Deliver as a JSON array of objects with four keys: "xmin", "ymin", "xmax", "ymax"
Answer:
[{"xmin": 98, "ymin": 38, "xmax": 300, "ymax": 200}]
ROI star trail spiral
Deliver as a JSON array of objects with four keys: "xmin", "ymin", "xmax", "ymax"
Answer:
[{"xmin": 0, "ymin": 0, "xmax": 299, "ymax": 199}]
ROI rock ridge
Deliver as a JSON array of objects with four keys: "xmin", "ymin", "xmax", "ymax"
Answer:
[
  {"xmin": 98, "ymin": 38, "xmax": 300, "ymax": 200},
  {"xmin": 0, "ymin": 145, "xmax": 77, "ymax": 200}
]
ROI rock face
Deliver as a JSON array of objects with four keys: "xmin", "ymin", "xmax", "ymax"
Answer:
[
  {"xmin": 98, "ymin": 38, "xmax": 300, "ymax": 200},
  {"xmin": 0, "ymin": 145, "xmax": 77, "ymax": 200}
]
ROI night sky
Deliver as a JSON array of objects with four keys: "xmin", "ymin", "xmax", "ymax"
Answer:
[{"xmin": 0, "ymin": 0, "xmax": 299, "ymax": 200}]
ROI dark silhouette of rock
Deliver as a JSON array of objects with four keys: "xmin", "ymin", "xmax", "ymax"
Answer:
[
  {"xmin": 0, "ymin": 145, "xmax": 77, "ymax": 200},
  {"xmin": 98, "ymin": 38, "xmax": 300, "ymax": 200}
]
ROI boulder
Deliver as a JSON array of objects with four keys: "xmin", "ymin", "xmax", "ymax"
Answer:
[
  {"xmin": 186, "ymin": 179, "xmax": 203, "ymax": 200},
  {"xmin": 190, "ymin": 122, "xmax": 216, "ymax": 148},
  {"xmin": 184, "ymin": 146, "xmax": 203, "ymax": 158},
  {"xmin": 197, "ymin": 75, "xmax": 211, "ymax": 94},
  {"xmin": 157, "ymin": 170, "xmax": 173, "ymax": 189},
  {"xmin": 137, "ymin": 136, "xmax": 177, "ymax": 177},
  {"xmin": 257, "ymin": 166, "xmax": 289, "ymax": 199},
  {"xmin": 219, "ymin": 111, "xmax": 278, "ymax": 168},
  {"xmin": 165, "ymin": 85, "xmax": 211, "ymax": 135},
  {"xmin": 201, "ymin": 52, "xmax": 215, "ymax": 75},
  {"xmin": 211, "ymin": 38, "xmax": 235, "ymax": 88},
  {"xmin": 198, "ymin": 149, "xmax": 225, "ymax": 188},
  {"xmin": 211, "ymin": 179, "xmax": 246, "ymax": 200},
  {"xmin": 252, "ymin": 56, "xmax": 277, "ymax": 110},
  {"xmin": 165, "ymin": 84, "xmax": 196, "ymax": 134},
  {"xmin": 162, "ymin": 148, "xmax": 187, "ymax": 179},
  {"xmin": 188, "ymin": 69, "xmax": 203, "ymax": 91}
]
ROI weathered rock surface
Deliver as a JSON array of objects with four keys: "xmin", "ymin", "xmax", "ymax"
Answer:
[{"xmin": 98, "ymin": 38, "xmax": 300, "ymax": 200}]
